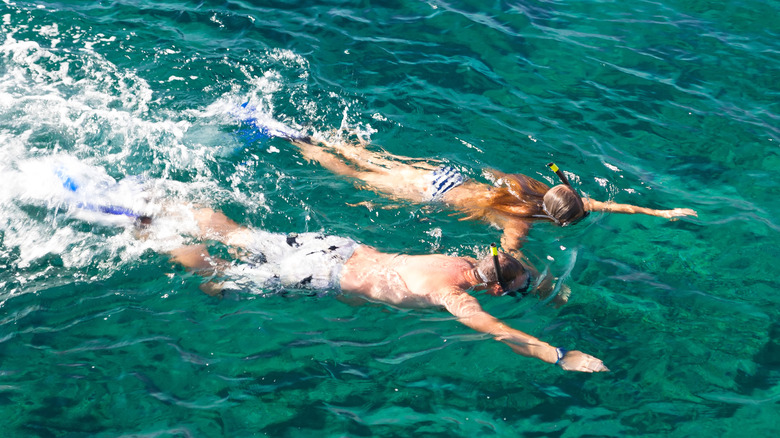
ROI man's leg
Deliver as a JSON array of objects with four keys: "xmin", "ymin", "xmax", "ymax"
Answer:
[
  {"xmin": 169, "ymin": 243, "xmax": 226, "ymax": 296},
  {"xmin": 169, "ymin": 244, "xmax": 215, "ymax": 270},
  {"xmin": 192, "ymin": 208, "xmax": 255, "ymax": 246}
]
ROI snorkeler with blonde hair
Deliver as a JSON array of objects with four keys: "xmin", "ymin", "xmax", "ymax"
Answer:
[
  {"xmin": 276, "ymin": 134, "xmax": 697, "ymax": 253},
  {"xmin": 167, "ymin": 208, "xmax": 608, "ymax": 373}
]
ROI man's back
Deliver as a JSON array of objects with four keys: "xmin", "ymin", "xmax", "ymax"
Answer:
[
  {"xmin": 340, "ymin": 246, "xmax": 474, "ymax": 308},
  {"xmin": 183, "ymin": 210, "xmax": 609, "ymax": 372}
]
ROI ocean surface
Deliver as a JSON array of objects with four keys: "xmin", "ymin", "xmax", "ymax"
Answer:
[{"xmin": 1, "ymin": 0, "xmax": 778, "ymax": 436}]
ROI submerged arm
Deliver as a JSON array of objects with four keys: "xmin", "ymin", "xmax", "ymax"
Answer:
[
  {"xmin": 437, "ymin": 288, "xmax": 608, "ymax": 372},
  {"xmin": 585, "ymin": 199, "xmax": 697, "ymax": 219},
  {"xmin": 500, "ymin": 220, "xmax": 531, "ymax": 253}
]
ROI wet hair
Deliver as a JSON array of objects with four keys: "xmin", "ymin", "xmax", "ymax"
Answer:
[
  {"xmin": 542, "ymin": 185, "xmax": 587, "ymax": 226},
  {"xmin": 475, "ymin": 251, "xmax": 525, "ymax": 286},
  {"xmin": 461, "ymin": 172, "xmax": 549, "ymax": 221},
  {"xmin": 458, "ymin": 169, "xmax": 588, "ymax": 227}
]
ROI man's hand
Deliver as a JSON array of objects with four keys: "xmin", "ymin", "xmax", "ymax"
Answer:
[{"xmin": 557, "ymin": 350, "xmax": 609, "ymax": 373}]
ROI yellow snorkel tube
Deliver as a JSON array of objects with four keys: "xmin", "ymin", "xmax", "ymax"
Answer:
[
  {"xmin": 547, "ymin": 162, "xmax": 572, "ymax": 186},
  {"xmin": 490, "ymin": 243, "xmax": 506, "ymax": 292}
]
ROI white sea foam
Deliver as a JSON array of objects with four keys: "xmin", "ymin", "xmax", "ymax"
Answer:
[{"xmin": 0, "ymin": 18, "xmax": 224, "ymax": 293}]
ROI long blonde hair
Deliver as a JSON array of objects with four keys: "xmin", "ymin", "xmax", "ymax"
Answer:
[
  {"xmin": 460, "ymin": 170, "xmax": 587, "ymax": 226},
  {"xmin": 460, "ymin": 171, "xmax": 549, "ymax": 221}
]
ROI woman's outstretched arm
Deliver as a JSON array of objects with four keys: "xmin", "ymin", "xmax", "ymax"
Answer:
[{"xmin": 584, "ymin": 199, "xmax": 697, "ymax": 219}]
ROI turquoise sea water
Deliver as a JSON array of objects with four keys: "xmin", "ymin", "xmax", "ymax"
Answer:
[{"xmin": 1, "ymin": 0, "xmax": 778, "ymax": 436}]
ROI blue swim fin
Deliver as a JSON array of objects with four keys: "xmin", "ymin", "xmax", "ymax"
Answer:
[
  {"xmin": 234, "ymin": 102, "xmax": 307, "ymax": 148},
  {"xmin": 55, "ymin": 167, "xmax": 142, "ymax": 219}
]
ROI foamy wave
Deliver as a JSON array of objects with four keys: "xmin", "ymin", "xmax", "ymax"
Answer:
[{"xmin": 0, "ymin": 15, "xmax": 224, "ymax": 293}]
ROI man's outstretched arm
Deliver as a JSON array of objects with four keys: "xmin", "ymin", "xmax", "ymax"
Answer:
[{"xmin": 437, "ymin": 288, "xmax": 608, "ymax": 372}]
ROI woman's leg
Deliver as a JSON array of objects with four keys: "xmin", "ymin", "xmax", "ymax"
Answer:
[
  {"xmin": 294, "ymin": 140, "xmax": 368, "ymax": 178},
  {"xmin": 318, "ymin": 136, "xmax": 438, "ymax": 172},
  {"xmin": 294, "ymin": 138, "xmax": 434, "ymax": 203},
  {"xmin": 295, "ymin": 142, "xmax": 431, "ymax": 202}
]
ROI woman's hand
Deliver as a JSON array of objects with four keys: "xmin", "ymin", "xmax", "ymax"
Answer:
[
  {"xmin": 659, "ymin": 208, "xmax": 698, "ymax": 219},
  {"xmin": 557, "ymin": 350, "xmax": 610, "ymax": 373}
]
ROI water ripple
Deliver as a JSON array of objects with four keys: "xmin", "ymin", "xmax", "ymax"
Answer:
[{"xmin": 0, "ymin": 0, "xmax": 778, "ymax": 436}]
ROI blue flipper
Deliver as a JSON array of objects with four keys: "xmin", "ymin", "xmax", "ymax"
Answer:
[
  {"xmin": 233, "ymin": 102, "xmax": 307, "ymax": 148},
  {"xmin": 55, "ymin": 167, "xmax": 142, "ymax": 219}
]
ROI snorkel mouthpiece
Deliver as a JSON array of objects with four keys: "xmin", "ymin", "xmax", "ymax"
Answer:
[
  {"xmin": 547, "ymin": 162, "xmax": 571, "ymax": 187},
  {"xmin": 490, "ymin": 243, "xmax": 507, "ymax": 293}
]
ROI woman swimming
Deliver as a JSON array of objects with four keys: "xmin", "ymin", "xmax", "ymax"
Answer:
[{"xmin": 288, "ymin": 135, "xmax": 697, "ymax": 252}]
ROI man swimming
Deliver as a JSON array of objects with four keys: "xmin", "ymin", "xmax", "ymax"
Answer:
[{"xmin": 169, "ymin": 208, "xmax": 608, "ymax": 373}]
